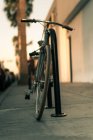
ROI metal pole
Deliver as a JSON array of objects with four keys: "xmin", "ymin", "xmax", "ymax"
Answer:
[
  {"xmin": 50, "ymin": 29, "xmax": 66, "ymax": 117},
  {"xmin": 46, "ymin": 82, "xmax": 54, "ymax": 108}
]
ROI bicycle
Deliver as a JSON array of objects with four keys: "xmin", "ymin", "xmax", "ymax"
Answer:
[{"xmin": 21, "ymin": 18, "xmax": 73, "ymax": 121}]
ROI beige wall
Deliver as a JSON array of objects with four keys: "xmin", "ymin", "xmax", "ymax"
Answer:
[
  {"xmin": 56, "ymin": 0, "xmax": 93, "ymax": 83},
  {"xmin": 56, "ymin": 0, "xmax": 82, "ymax": 82},
  {"xmin": 56, "ymin": 0, "xmax": 80, "ymax": 22},
  {"xmin": 46, "ymin": 0, "xmax": 93, "ymax": 83},
  {"xmin": 69, "ymin": 13, "xmax": 85, "ymax": 82},
  {"xmin": 67, "ymin": 0, "xmax": 93, "ymax": 82},
  {"xmin": 82, "ymin": 0, "xmax": 93, "ymax": 82},
  {"xmin": 57, "ymin": 27, "xmax": 70, "ymax": 82}
]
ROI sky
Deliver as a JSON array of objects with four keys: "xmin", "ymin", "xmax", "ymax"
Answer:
[
  {"xmin": 0, "ymin": 0, "xmax": 54, "ymax": 61},
  {"xmin": 0, "ymin": 1, "xmax": 17, "ymax": 60}
]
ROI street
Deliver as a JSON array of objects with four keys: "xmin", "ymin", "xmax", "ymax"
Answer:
[{"xmin": 0, "ymin": 82, "xmax": 93, "ymax": 140}]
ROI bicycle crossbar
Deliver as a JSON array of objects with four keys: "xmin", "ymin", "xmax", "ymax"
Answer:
[{"xmin": 21, "ymin": 18, "xmax": 73, "ymax": 31}]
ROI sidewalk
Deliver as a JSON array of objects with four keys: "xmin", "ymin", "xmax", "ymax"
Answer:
[{"xmin": 0, "ymin": 82, "xmax": 93, "ymax": 140}]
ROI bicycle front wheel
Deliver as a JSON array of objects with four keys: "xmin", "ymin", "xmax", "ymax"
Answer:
[{"xmin": 35, "ymin": 45, "xmax": 51, "ymax": 121}]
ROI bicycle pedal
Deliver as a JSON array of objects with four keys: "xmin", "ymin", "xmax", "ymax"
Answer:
[{"xmin": 25, "ymin": 94, "xmax": 30, "ymax": 100}]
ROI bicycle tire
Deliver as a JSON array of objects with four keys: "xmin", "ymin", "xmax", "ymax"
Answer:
[{"xmin": 35, "ymin": 45, "xmax": 51, "ymax": 121}]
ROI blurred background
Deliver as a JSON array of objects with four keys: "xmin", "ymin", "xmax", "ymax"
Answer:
[
  {"xmin": 0, "ymin": 0, "xmax": 93, "ymax": 86},
  {"xmin": 0, "ymin": 0, "xmax": 53, "ymax": 75}
]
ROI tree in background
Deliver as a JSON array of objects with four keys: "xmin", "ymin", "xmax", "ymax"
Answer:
[
  {"xmin": 4, "ymin": 0, "xmax": 33, "ymax": 27},
  {"xmin": 3, "ymin": 0, "xmax": 33, "ymax": 85}
]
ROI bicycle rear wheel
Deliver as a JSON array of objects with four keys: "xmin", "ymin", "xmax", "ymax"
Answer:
[{"xmin": 35, "ymin": 45, "xmax": 51, "ymax": 121}]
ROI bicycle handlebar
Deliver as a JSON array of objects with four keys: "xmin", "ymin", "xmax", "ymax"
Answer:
[{"xmin": 21, "ymin": 18, "xmax": 73, "ymax": 31}]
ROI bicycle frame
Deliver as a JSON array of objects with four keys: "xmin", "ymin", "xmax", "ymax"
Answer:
[
  {"xmin": 21, "ymin": 18, "xmax": 73, "ymax": 120},
  {"xmin": 35, "ymin": 29, "xmax": 50, "ymax": 81}
]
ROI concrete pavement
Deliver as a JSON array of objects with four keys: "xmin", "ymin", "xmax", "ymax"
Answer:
[{"xmin": 0, "ymin": 82, "xmax": 93, "ymax": 139}]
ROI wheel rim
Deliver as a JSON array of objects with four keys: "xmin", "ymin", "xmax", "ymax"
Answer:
[{"xmin": 35, "ymin": 45, "xmax": 51, "ymax": 120}]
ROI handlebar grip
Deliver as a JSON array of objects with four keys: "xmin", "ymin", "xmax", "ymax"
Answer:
[
  {"xmin": 63, "ymin": 25, "xmax": 73, "ymax": 31},
  {"xmin": 21, "ymin": 19, "xmax": 36, "ymax": 23}
]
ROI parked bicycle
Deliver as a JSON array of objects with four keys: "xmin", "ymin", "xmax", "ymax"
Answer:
[{"xmin": 21, "ymin": 18, "xmax": 73, "ymax": 121}]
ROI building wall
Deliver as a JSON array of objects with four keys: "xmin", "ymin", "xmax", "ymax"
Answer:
[
  {"xmin": 81, "ymin": 0, "xmax": 93, "ymax": 82},
  {"xmin": 56, "ymin": 0, "xmax": 82, "ymax": 83},
  {"xmin": 46, "ymin": 0, "xmax": 93, "ymax": 83},
  {"xmin": 69, "ymin": 13, "xmax": 85, "ymax": 82},
  {"xmin": 67, "ymin": 0, "xmax": 93, "ymax": 82},
  {"xmin": 56, "ymin": 0, "xmax": 93, "ymax": 83},
  {"xmin": 56, "ymin": 0, "xmax": 80, "ymax": 23},
  {"xmin": 57, "ymin": 27, "xmax": 70, "ymax": 83}
]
